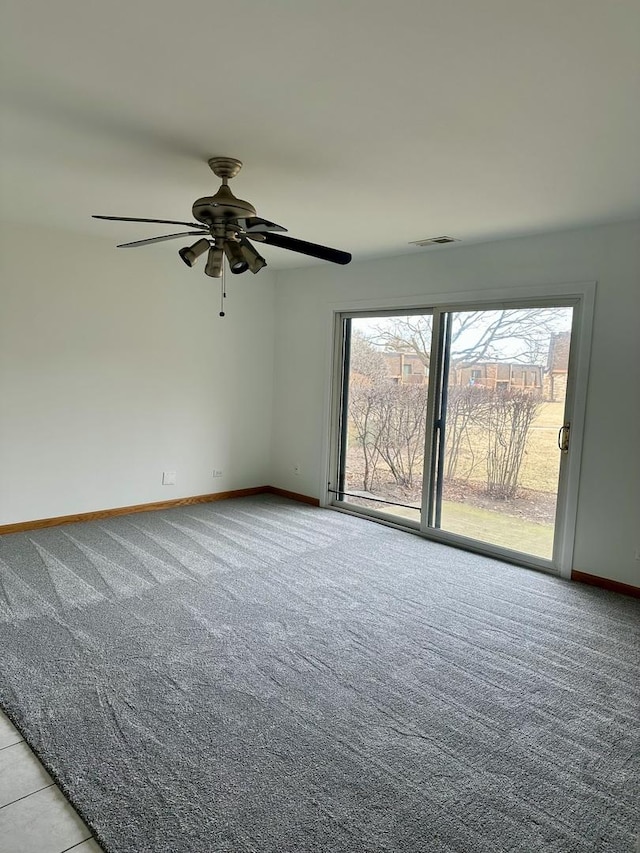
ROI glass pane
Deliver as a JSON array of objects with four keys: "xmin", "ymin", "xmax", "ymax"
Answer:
[
  {"xmin": 339, "ymin": 314, "xmax": 432, "ymax": 524},
  {"xmin": 436, "ymin": 306, "xmax": 573, "ymax": 560}
]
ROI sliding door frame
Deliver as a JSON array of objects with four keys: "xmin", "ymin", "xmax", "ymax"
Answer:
[{"xmin": 323, "ymin": 282, "xmax": 595, "ymax": 578}]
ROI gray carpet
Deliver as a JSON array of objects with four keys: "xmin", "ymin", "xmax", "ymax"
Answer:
[{"xmin": 0, "ymin": 495, "xmax": 638, "ymax": 853}]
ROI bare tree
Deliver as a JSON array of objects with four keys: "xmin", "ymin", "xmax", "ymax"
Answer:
[
  {"xmin": 443, "ymin": 386, "xmax": 490, "ymax": 480},
  {"xmin": 347, "ymin": 333, "xmax": 389, "ymax": 491},
  {"xmin": 349, "ymin": 330, "xmax": 389, "ymax": 382},
  {"xmin": 374, "ymin": 384, "xmax": 428, "ymax": 487},
  {"xmin": 370, "ymin": 308, "xmax": 570, "ymax": 369},
  {"xmin": 365, "ymin": 310, "xmax": 566, "ymax": 500},
  {"xmin": 483, "ymin": 389, "xmax": 542, "ymax": 499},
  {"xmin": 347, "ymin": 316, "xmax": 554, "ymax": 500},
  {"xmin": 347, "ymin": 333, "xmax": 429, "ymax": 491},
  {"xmin": 370, "ymin": 315, "xmax": 434, "ymax": 368}
]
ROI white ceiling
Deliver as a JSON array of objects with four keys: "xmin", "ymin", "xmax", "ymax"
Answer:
[{"xmin": 2, "ymin": 0, "xmax": 640, "ymax": 269}]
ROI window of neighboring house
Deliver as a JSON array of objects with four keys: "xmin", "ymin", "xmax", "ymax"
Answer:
[
  {"xmin": 403, "ymin": 363, "xmax": 412, "ymax": 376},
  {"xmin": 522, "ymin": 370, "xmax": 528, "ymax": 385},
  {"xmin": 471, "ymin": 369, "xmax": 481, "ymax": 381}
]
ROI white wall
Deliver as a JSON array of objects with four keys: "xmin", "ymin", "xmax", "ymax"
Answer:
[
  {"xmin": 2, "ymin": 219, "xmax": 639, "ymax": 587},
  {"xmin": 270, "ymin": 220, "xmax": 640, "ymax": 587},
  {"xmin": 0, "ymin": 223, "xmax": 276, "ymax": 524}
]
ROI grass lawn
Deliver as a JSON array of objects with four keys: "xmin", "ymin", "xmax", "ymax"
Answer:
[
  {"xmin": 345, "ymin": 400, "xmax": 563, "ymax": 560},
  {"xmin": 440, "ymin": 501, "xmax": 553, "ymax": 559},
  {"xmin": 350, "ymin": 499, "xmax": 554, "ymax": 560},
  {"xmin": 447, "ymin": 401, "xmax": 565, "ymax": 493}
]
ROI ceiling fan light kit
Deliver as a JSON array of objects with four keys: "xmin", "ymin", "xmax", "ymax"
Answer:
[
  {"xmin": 178, "ymin": 238, "xmax": 210, "ymax": 268},
  {"xmin": 93, "ymin": 156, "xmax": 352, "ymax": 314},
  {"xmin": 205, "ymin": 246, "xmax": 224, "ymax": 279},
  {"xmin": 223, "ymin": 238, "xmax": 249, "ymax": 275},
  {"xmin": 239, "ymin": 237, "xmax": 267, "ymax": 274}
]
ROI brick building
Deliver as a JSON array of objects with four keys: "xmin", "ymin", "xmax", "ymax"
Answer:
[
  {"xmin": 381, "ymin": 352, "xmax": 428, "ymax": 384},
  {"xmin": 378, "ymin": 330, "xmax": 570, "ymax": 399},
  {"xmin": 454, "ymin": 362, "xmax": 543, "ymax": 392},
  {"xmin": 543, "ymin": 331, "xmax": 571, "ymax": 402}
]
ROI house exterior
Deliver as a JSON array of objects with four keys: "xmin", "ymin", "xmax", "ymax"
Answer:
[
  {"xmin": 377, "ymin": 354, "xmax": 544, "ymax": 393},
  {"xmin": 544, "ymin": 331, "xmax": 571, "ymax": 402},
  {"xmin": 453, "ymin": 362, "xmax": 543, "ymax": 392},
  {"xmin": 379, "ymin": 340, "xmax": 569, "ymax": 398},
  {"xmin": 381, "ymin": 352, "xmax": 428, "ymax": 384}
]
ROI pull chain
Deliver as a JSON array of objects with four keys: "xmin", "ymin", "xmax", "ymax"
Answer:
[{"xmin": 219, "ymin": 256, "xmax": 226, "ymax": 317}]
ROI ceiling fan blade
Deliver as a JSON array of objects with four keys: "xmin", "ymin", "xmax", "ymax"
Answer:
[
  {"xmin": 237, "ymin": 216, "xmax": 288, "ymax": 234},
  {"xmin": 259, "ymin": 232, "xmax": 352, "ymax": 265},
  {"xmin": 117, "ymin": 231, "xmax": 208, "ymax": 248},
  {"xmin": 93, "ymin": 215, "xmax": 207, "ymax": 230}
]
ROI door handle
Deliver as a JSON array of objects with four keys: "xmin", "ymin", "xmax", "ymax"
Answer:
[{"xmin": 557, "ymin": 423, "xmax": 570, "ymax": 454}]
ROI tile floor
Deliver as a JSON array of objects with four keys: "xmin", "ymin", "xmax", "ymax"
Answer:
[{"xmin": 0, "ymin": 709, "xmax": 103, "ymax": 853}]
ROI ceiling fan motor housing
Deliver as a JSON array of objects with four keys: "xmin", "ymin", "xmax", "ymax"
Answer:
[{"xmin": 192, "ymin": 184, "xmax": 256, "ymax": 226}]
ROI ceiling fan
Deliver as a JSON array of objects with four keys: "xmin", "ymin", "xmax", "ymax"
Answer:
[{"xmin": 93, "ymin": 157, "xmax": 352, "ymax": 283}]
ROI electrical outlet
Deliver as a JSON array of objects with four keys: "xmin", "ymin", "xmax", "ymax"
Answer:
[
  {"xmin": 162, "ymin": 471, "xmax": 176, "ymax": 486},
  {"xmin": 293, "ymin": 464, "xmax": 301, "ymax": 476},
  {"xmin": 213, "ymin": 469, "xmax": 223, "ymax": 478},
  {"xmin": 635, "ymin": 548, "xmax": 640, "ymax": 561}
]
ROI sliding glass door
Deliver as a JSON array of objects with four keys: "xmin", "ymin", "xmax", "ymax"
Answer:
[{"xmin": 330, "ymin": 301, "xmax": 580, "ymax": 571}]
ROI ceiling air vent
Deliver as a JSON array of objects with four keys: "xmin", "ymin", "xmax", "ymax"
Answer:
[{"xmin": 409, "ymin": 236, "xmax": 460, "ymax": 247}]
